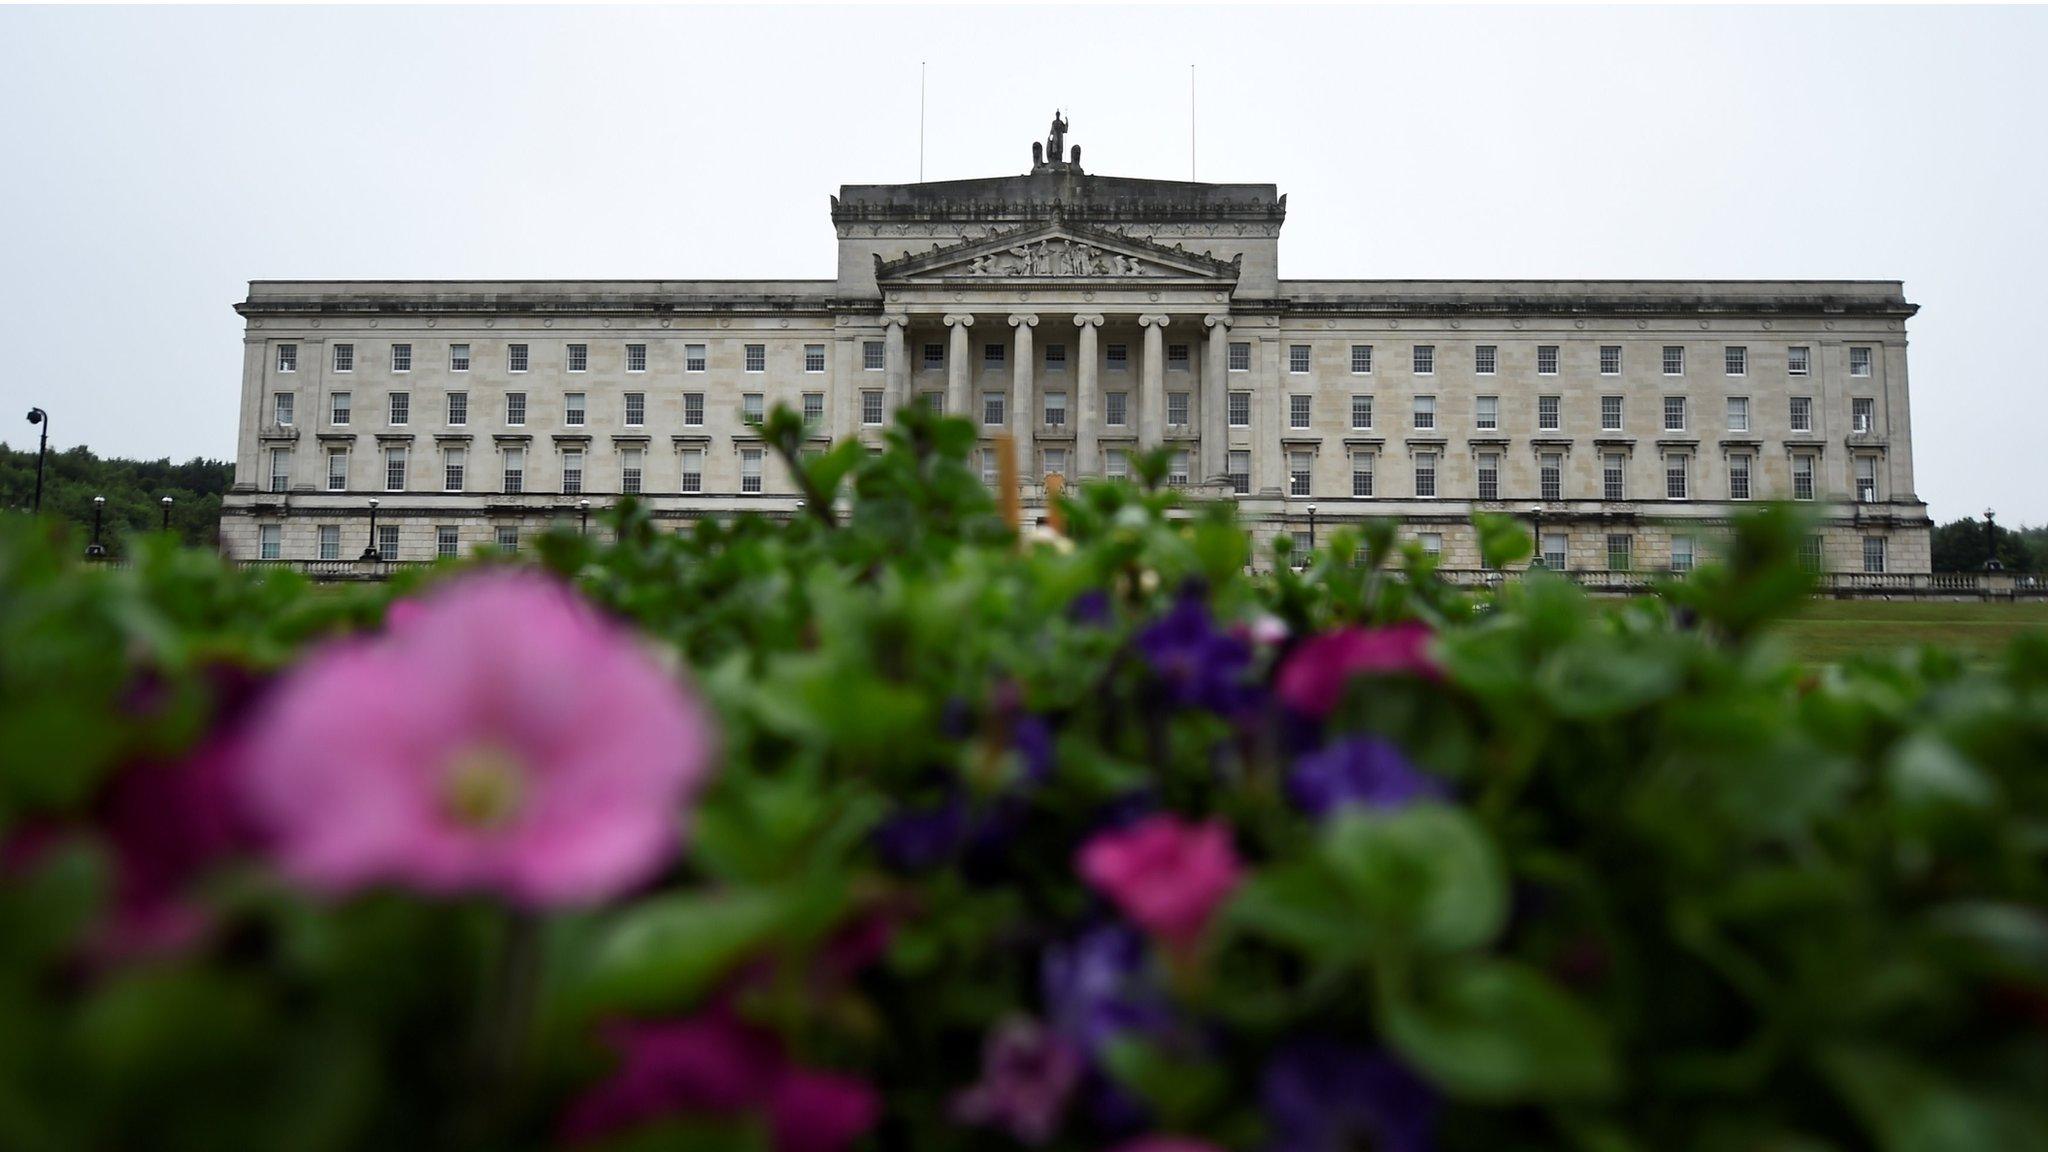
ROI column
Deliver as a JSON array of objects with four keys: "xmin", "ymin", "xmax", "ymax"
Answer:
[
  {"xmin": 1074, "ymin": 314, "xmax": 1103, "ymax": 475},
  {"xmin": 1138, "ymin": 315, "xmax": 1170, "ymax": 449},
  {"xmin": 944, "ymin": 314, "xmax": 975, "ymax": 420},
  {"xmin": 1203, "ymin": 315, "xmax": 1231, "ymax": 482},
  {"xmin": 1256, "ymin": 334, "xmax": 1284, "ymax": 495},
  {"xmin": 883, "ymin": 313, "xmax": 909, "ymax": 416},
  {"xmin": 1009, "ymin": 313, "xmax": 1038, "ymax": 457}
]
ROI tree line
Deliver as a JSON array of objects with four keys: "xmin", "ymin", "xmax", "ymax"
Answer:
[{"xmin": 0, "ymin": 441, "xmax": 232, "ymax": 554}]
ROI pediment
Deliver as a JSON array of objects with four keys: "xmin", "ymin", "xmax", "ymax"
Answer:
[{"xmin": 876, "ymin": 220, "xmax": 1241, "ymax": 283}]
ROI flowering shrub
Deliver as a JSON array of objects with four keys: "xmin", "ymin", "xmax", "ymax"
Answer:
[{"xmin": 2, "ymin": 406, "xmax": 2046, "ymax": 1152}]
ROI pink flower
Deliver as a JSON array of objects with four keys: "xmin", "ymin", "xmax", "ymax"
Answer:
[
  {"xmin": 767, "ymin": 1068, "xmax": 882, "ymax": 1152},
  {"xmin": 952, "ymin": 1016, "xmax": 1083, "ymax": 1144},
  {"xmin": 1076, "ymin": 815, "xmax": 1243, "ymax": 951},
  {"xmin": 238, "ymin": 570, "xmax": 714, "ymax": 907},
  {"xmin": 1275, "ymin": 623, "xmax": 1438, "ymax": 718},
  {"xmin": 96, "ymin": 735, "xmax": 255, "ymax": 956},
  {"xmin": 1105, "ymin": 1139, "xmax": 1228, "ymax": 1152}
]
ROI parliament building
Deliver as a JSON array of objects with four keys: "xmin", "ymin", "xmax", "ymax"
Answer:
[{"xmin": 223, "ymin": 117, "xmax": 1931, "ymax": 575}]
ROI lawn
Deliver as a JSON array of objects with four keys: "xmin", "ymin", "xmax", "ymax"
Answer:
[{"xmin": 1769, "ymin": 597, "xmax": 2048, "ymax": 665}]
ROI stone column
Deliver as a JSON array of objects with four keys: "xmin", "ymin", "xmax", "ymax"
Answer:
[
  {"xmin": 1009, "ymin": 313, "xmax": 1038, "ymax": 456},
  {"xmin": 1074, "ymin": 314, "xmax": 1104, "ymax": 476},
  {"xmin": 1203, "ymin": 315, "xmax": 1231, "ymax": 482},
  {"xmin": 883, "ymin": 313, "xmax": 910, "ymax": 416},
  {"xmin": 1138, "ymin": 315, "xmax": 1170, "ymax": 449},
  {"xmin": 943, "ymin": 314, "xmax": 974, "ymax": 420}
]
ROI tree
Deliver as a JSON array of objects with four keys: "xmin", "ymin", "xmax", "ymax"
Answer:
[
  {"xmin": 0, "ymin": 441, "xmax": 232, "ymax": 556},
  {"xmin": 1930, "ymin": 516, "xmax": 2034, "ymax": 572}
]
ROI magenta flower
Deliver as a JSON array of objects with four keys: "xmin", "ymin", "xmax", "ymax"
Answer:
[
  {"xmin": 1275, "ymin": 622, "xmax": 1438, "ymax": 718},
  {"xmin": 952, "ymin": 1016, "xmax": 1084, "ymax": 1144},
  {"xmin": 1076, "ymin": 815, "xmax": 1243, "ymax": 952},
  {"xmin": 238, "ymin": 570, "xmax": 714, "ymax": 907}
]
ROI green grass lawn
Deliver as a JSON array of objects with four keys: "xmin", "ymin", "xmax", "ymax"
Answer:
[{"xmin": 1770, "ymin": 598, "xmax": 2048, "ymax": 665}]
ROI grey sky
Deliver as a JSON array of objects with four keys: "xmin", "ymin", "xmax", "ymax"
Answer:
[{"xmin": 3, "ymin": 5, "xmax": 2043, "ymax": 524}]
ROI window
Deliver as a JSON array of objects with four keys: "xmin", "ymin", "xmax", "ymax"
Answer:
[
  {"xmin": 1044, "ymin": 391, "xmax": 1067, "ymax": 428},
  {"xmin": 1788, "ymin": 346, "xmax": 1811, "ymax": 376},
  {"xmin": 1228, "ymin": 392, "xmax": 1251, "ymax": 427},
  {"xmin": 1540, "ymin": 452, "xmax": 1563, "ymax": 501},
  {"xmin": 1167, "ymin": 391, "xmax": 1189, "ymax": 425},
  {"xmin": 1729, "ymin": 453, "xmax": 1752, "ymax": 500},
  {"xmin": 1541, "ymin": 533, "xmax": 1568, "ymax": 571},
  {"xmin": 1043, "ymin": 448, "xmax": 1067, "ymax": 479},
  {"xmin": 1351, "ymin": 394, "xmax": 1374, "ymax": 430},
  {"xmin": 799, "ymin": 392, "xmax": 821, "ymax": 424},
  {"xmin": 1289, "ymin": 450, "xmax": 1312, "ymax": 497},
  {"xmin": 1475, "ymin": 345, "xmax": 1497, "ymax": 375},
  {"xmin": 685, "ymin": 344, "xmax": 707, "ymax": 373},
  {"xmin": 1663, "ymin": 396, "xmax": 1686, "ymax": 432},
  {"xmin": 269, "ymin": 447, "xmax": 291, "ymax": 493},
  {"xmin": 1419, "ymin": 532, "xmax": 1443, "ymax": 558},
  {"xmin": 1476, "ymin": 395, "xmax": 1498, "ymax": 431},
  {"xmin": 561, "ymin": 449, "xmax": 583, "ymax": 495},
  {"xmin": 333, "ymin": 343, "xmax": 354, "ymax": 373},
  {"xmin": 1228, "ymin": 450, "xmax": 1251, "ymax": 495},
  {"xmin": 1537, "ymin": 346, "xmax": 1559, "ymax": 375},
  {"xmin": 1106, "ymin": 391, "xmax": 1128, "ymax": 426},
  {"xmin": 384, "ymin": 445, "xmax": 407, "ymax": 491},
  {"xmin": 923, "ymin": 394, "xmax": 945, "ymax": 415},
  {"xmin": 451, "ymin": 344, "xmax": 471, "ymax": 372},
  {"xmin": 508, "ymin": 344, "xmax": 529, "ymax": 373},
  {"xmin": 984, "ymin": 393, "xmax": 1006, "ymax": 426},
  {"xmin": 1289, "ymin": 531, "xmax": 1313, "ymax": 566},
  {"xmin": 1863, "ymin": 536, "xmax": 1887, "ymax": 574},
  {"xmin": 273, "ymin": 392, "xmax": 294, "ymax": 426},
  {"xmin": 1850, "ymin": 346, "xmax": 1873, "ymax": 377},
  {"xmin": 1351, "ymin": 451, "xmax": 1375, "ymax": 497},
  {"xmin": 622, "ymin": 447, "xmax": 644, "ymax": 495},
  {"xmin": 444, "ymin": 446, "xmax": 465, "ymax": 492},
  {"xmin": 1106, "ymin": 448, "xmax": 1129, "ymax": 480},
  {"xmin": 1727, "ymin": 396, "xmax": 1750, "ymax": 433},
  {"xmin": 316, "ymin": 525, "xmax": 340, "ymax": 562},
  {"xmin": 1413, "ymin": 345, "xmax": 1435, "ymax": 374},
  {"xmin": 1856, "ymin": 456, "xmax": 1878, "ymax": 502},
  {"xmin": 563, "ymin": 343, "xmax": 587, "ymax": 372},
  {"xmin": 506, "ymin": 392, "xmax": 526, "ymax": 426},
  {"xmin": 684, "ymin": 393, "xmax": 704, "ymax": 426},
  {"xmin": 1662, "ymin": 346, "xmax": 1684, "ymax": 376},
  {"xmin": 326, "ymin": 448, "xmax": 348, "ymax": 491},
  {"xmin": 1603, "ymin": 451, "xmax": 1626, "ymax": 501},
  {"xmin": 680, "ymin": 448, "xmax": 703, "ymax": 493},
  {"xmin": 1414, "ymin": 450, "xmax": 1438, "ymax": 498},
  {"xmin": 1350, "ymin": 345, "xmax": 1373, "ymax": 374},
  {"xmin": 447, "ymin": 391, "xmax": 468, "ymax": 426},
  {"xmin": 1538, "ymin": 395, "xmax": 1560, "ymax": 431},
  {"xmin": 626, "ymin": 392, "xmax": 646, "ymax": 427},
  {"xmin": 495, "ymin": 526, "xmax": 519, "ymax": 553},
  {"xmin": 1800, "ymin": 534, "xmax": 1825, "ymax": 571},
  {"xmin": 1477, "ymin": 452, "xmax": 1500, "ymax": 501},
  {"xmin": 860, "ymin": 390, "xmax": 884, "ymax": 426},
  {"xmin": 1852, "ymin": 398, "xmax": 1874, "ymax": 435},
  {"xmin": 1793, "ymin": 454, "xmax": 1815, "ymax": 501},
  {"xmin": 804, "ymin": 344, "xmax": 826, "ymax": 373},
  {"xmin": 1725, "ymin": 346, "xmax": 1747, "ymax": 376},
  {"xmin": 1671, "ymin": 535, "xmax": 1696, "ymax": 574},
  {"xmin": 979, "ymin": 449, "xmax": 998, "ymax": 486},
  {"xmin": 331, "ymin": 392, "xmax": 351, "ymax": 426},
  {"xmin": 376, "ymin": 525, "xmax": 399, "ymax": 560},
  {"xmin": 1600, "ymin": 345, "xmax": 1621, "ymax": 375},
  {"xmin": 1289, "ymin": 394, "xmax": 1311, "ymax": 429},
  {"xmin": 1044, "ymin": 343, "xmax": 1067, "ymax": 371},
  {"xmin": 1790, "ymin": 396, "xmax": 1813, "ymax": 434},
  {"xmin": 982, "ymin": 342, "xmax": 1004, "ymax": 367},
  {"xmin": 565, "ymin": 392, "xmax": 586, "ymax": 427},
  {"xmin": 389, "ymin": 392, "xmax": 410, "ymax": 426},
  {"xmin": 391, "ymin": 344, "xmax": 412, "ymax": 373},
  {"xmin": 1412, "ymin": 395, "xmax": 1436, "ymax": 430},
  {"xmin": 1607, "ymin": 534, "xmax": 1633, "ymax": 572},
  {"xmin": 1665, "ymin": 453, "xmax": 1688, "ymax": 500},
  {"xmin": 924, "ymin": 343, "xmax": 945, "ymax": 370},
  {"xmin": 626, "ymin": 343, "xmax": 647, "ymax": 373},
  {"xmin": 745, "ymin": 345, "xmax": 766, "ymax": 373},
  {"xmin": 851, "ymin": 340, "xmax": 878, "ymax": 372},
  {"xmin": 741, "ymin": 393, "xmax": 764, "ymax": 422},
  {"xmin": 1107, "ymin": 344, "xmax": 1128, "ymax": 372},
  {"xmin": 1229, "ymin": 342, "xmax": 1251, "ymax": 372},
  {"xmin": 741, "ymin": 448, "xmax": 763, "ymax": 494},
  {"xmin": 276, "ymin": 344, "xmax": 297, "ymax": 373},
  {"xmin": 1289, "ymin": 345, "xmax": 1311, "ymax": 374},
  {"xmin": 258, "ymin": 524, "xmax": 280, "ymax": 560},
  {"xmin": 1167, "ymin": 343, "xmax": 1189, "ymax": 369},
  {"xmin": 1601, "ymin": 395, "xmax": 1622, "ymax": 431},
  {"xmin": 1168, "ymin": 450, "xmax": 1190, "ymax": 488},
  {"xmin": 437, "ymin": 526, "xmax": 460, "ymax": 559},
  {"xmin": 503, "ymin": 446, "xmax": 525, "ymax": 493}
]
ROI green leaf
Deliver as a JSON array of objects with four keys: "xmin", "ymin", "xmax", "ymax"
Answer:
[
  {"xmin": 1381, "ymin": 957, "xmax": 1618, "ymax": 1102},
  {"xmin": 1227, "ymin": 862, "xmax": 1378, "ymax": 961},
  {"xmin": 1099, "ymin": 1036, "xmax": 1230, "ymax": 1128},
  {"xmin": 1819, "ymin": 1045, "xmax": 2048, "ymax": 1152},
  {"xmin": 1321, "ymin": 804, "xmax": 1508, "ymax": 955},
  {"xmin": 579, "ymin": 891, "xmax": 790, "ymax": 1013},
  {"xmin": 1473, "ymin": 511, "xmax": 1535, "ymax": 570}
]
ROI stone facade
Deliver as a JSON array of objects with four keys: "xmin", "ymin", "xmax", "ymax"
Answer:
[{"xmin": 223, "ymin": 120, "xmax": 1931, "ymax": 575}]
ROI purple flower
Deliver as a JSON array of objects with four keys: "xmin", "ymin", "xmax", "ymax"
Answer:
[
  {"xmin": 1286, "ymin": 736, "xmax": 1445, "ymax": 820},
  {"xmin": 1012, "ymin": 714, "xmax": 1055, "ymax": 787},
  {"xmin": 1068, "ymin": 589, "xmax": 1114, "ymax": 627},
  {"xmin": 1042, "ymin": 924, "xmax": 1173, "ymax": 1060},
  {"xmin": 951, "ymin": 1016, "xmax": 1083, "ymax": 1144},
  {"xmin": 1134, "ymin": 592, "xmax": 1254, "ymax": 713},
  {"xmin": 1261, "ymin": 1039, "xmax": 1437, "ymax": 1152},
  {"xmin": 872, "ymin": 793, "xmax": 969, "ymax": 872}
]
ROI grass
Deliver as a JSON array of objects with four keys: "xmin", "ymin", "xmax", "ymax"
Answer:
[{"xmin": 1770, "ymin": 598, "xmax": 2048, "ymax": 665}]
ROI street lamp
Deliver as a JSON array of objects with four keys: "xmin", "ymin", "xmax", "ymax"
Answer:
[
  {"xmin": 25, "ymin": 408, "xmax": 48, "ymax": 514},
  {"xmin": 160, "ymin": 495, "xmax": 173, "ymax": 532},
  {"xmin": 1529, "ymin": 503, "xmax": 1546, "ymax": 568},
  {"xmin": 86, "ymin": 495, "xmax": 107, "ymax": 559},
  {"xmin": 361, "ymin": 498, "xmax": 381, "ymax": 561},
  {"xmin": 1985, "ymin": 507, "xmax": 2002, "ymax": 572},
  {"xmin": 579, "ymin": 498, "xmax": 591, "ymax": 536},
  {"xmin": 1307, "ymin": 503, "xmax": 1318, "ymax": 552}
]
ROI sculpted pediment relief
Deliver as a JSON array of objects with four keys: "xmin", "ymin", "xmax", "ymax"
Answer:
[{"xmin": 876, "ymin": 220, "xmax": 1241, "ymax": 284}]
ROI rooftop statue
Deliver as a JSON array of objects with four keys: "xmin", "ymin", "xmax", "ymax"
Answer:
[{"xmin": 1047, "ymin": 111, "xmax": 1068, "ymax": 164}]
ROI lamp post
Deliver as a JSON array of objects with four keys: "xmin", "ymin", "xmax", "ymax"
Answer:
[
  {"xmin": 579, "ymin": 498, "xmax": 591, "ymax": 536},
  {"xmin": 1529, "ymin": 503, "xmax": 1546, "ymax": 568},
  {"xmin": 86, "ymin": 495, "xmax": 107, "ymax": 559},
  {"xmin": 160, "ymin": 495, "xmax": 173, "ymax": 532},
  {"xmin": 1985, "ymin": 507, "xmax": 2002, "ymax": 572},
  {"xmin": 25, "ymin": 408, "xmax": 48, "ymax": 514},
  {"xmin": 1307, "ymin": 503, "xmax": 1317, "ymax": 553},
  {"xmin": 361, "ymin": 498, "xmax": 381, "ymax": 561}
]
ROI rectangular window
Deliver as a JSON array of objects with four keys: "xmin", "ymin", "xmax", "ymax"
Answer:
[
  {"xmin": 377, "ymin": 525, "xmax": 399, "ymax": 560},
  {"xmin": 1413, "ymin": 345, "xmax": 1435, "ymax": 375},
  {"xmin": 276, "ymin": 344, "xmax": 297, "ymax": 373},
  {"xmin": 389, "ymin": 391, "xmax": 410, "ymax": 426},
  {"xmin": 1852, "ymin": 398, "xmax": 1874, "ymax": 435},
  {"xmin": 273, "ymin": 392, "xmax": 294, "ymax": 426},
  {"xmin": 503, "ymin": 446, "xmax": 525, "ymax": 493},
  {"xmin": 1351, "ymin": 451, "xmax": 1375, "ymax": 497},
  {"xmin": 685, "ymin": 344, "xmax": 707, "ymax": 373},
  {"xmin": 1600, "ymin": 395, "xmax": 1622, "ymax": 431},
  {"xmin": 333, "ymin": 343, "xmax": 354, "ymax": 373},
  {"xmin": 508, "ymin": 343, "xmax": 529, "ymax": 373},
  {"xmin": 1043, "ymin": 447, "xmax": 1067, "ymax": 479},
  {"xmin": 982, "ymin": 342, "xmax": 1004, "ymax": 367},
  {"xmin": 1044, "ymin": 391, "xmax": 1068, "ymax": 428},
  {"xmin": 1167, "ymin": 343, "xmax": 1189, "ymax": 369},
  {"xmin": 1850, "ymin": 346, "xmax": 1873, "ymax": 377},
  {"xmin": 1671, "ymin": 535, "xmax": 1696, "ymax": 574},
  {"xmin": 1542, "ymin": 532, "xmax": 1568, "ymax": 571},
  {"xmin": 1168, "ymin": 450, "xmax": 1190, "ymax": 488},
  {"xmin": 1414, "ymin": 450, "xmax": 1438, "ymax": 498},
  {"xmin": 391, "ymin": 344, "xmax": 412, "ymax": 373},
  {"xmin": 1788, "ymin": 346, "xmax": 1811, "ymax": 376},
  {"xmin": 1106, "ymin": 448, "xmax": 1129, "ymax": 480},
  {"xmin": 1600, "ymin": 345, "xmax": 1621, "ymax": 375},
  {"xmin": 1663, "ymin": 396, "xmax": 1686, "ymax": 432},
  {"xmin": 621, "ymin": 447, "xmax": 643, "ymax": 495},
  {"xmin": 1289, "ymin": 450, "xmax": 1312, "ymax": 497},
  {"xmin": 911, "ymin": 342, "xmax": 936, "ymax": 370},
  {"xmin": 1800, "ymin": 534, "xmax": 1824, "ymax": 571},
  {"xmin": 1044, "ymin": 343, "xmax": 1067, "ymax": 371},
  {"xmin": 1471, "ymin": 394, "xmax": 1496, "ymax": 431},
  {"xmin": 437, "ymin": 526, "xmax": 460, "ymax": 559},
  {"xmin": 565, "ymin": 392, "xmax": 586, "ymax": 427},
  {"xmin": 1729, "ymin": 453, "xmax": 1752, "ymax": 500},
  {"xmin": 495, "ymin": 526, "xmax": 519, "ymax": 553},
  {"xmin": 1474, "ymin": 345, "xmax": 1497, "ymax": 375},
  {"xmin": 798, "ymin": 392, "xmax": 821, "ymax": 424},
  {"xmin": 860, "ymin": 390, "xmax": 884, "ymax": 426},
  {"xmin": 563, "ymin": 343, "xmax": 587, "ymax": 372},
  {"xmin": 804, "ymin": 344, "xmax": 825, "ymax": 373},
  {"xmin": 1607, "ymin": 534, "xmax": 1633, "ymax": 572},
  {"xmin": 1477, "ymin": 452, "xmax": 1500, "ymax": 501},
  {"xmin": 315, "ymin": 525, "xmax": 339, "ymax": 562},
  {"xmin": 625, "ymin": 392, "xmax": 646, "ymax": 427},
  {"xmin": 326, "ymin": 448, "xmax": 348, "ymax": 491},
  {"xmin": 331, "ymin": 391, "xmax": 351, "ymax": 426},
  {"xmin": 1863, "ymin": 536, "xmax": 1887, "ymax": 574},
  {"xmin": 984, "ymin": 393, "xmax": 1006, "ymax": 426},
  {"xmin": 979, "ymin": 449, "xmax": 998, "ymax": 486},
  {"xmin": 1665, "ymin": 453, "xmax": 1688, "ymax": 500},
  {"xmin": 1167, "ymin": 392, "xmax": 1189, "ymax": 425},
  {"xmin": 1662, "ymin": 346, "xmax": 1684, "ymax": 376},
  {"xmin": 444, "ymin": 446, "xmax": 465, "ymax": 492},
  {"xmin": 269, "ymin": 447, "xmax": 291, "ymax": 493},
  {"xmin": 1540, "ymin": 452, "xmax": 1563, "ymax": 501},
  {"xmin": 1107, "ymin": 343, "xmax": 1129, "ymax": 372},
  {"xmin": 450, "ymin": 343, "xmax": 471, "ymax": 372},
  {"xmin": 1350, "ymin": 345, "xmax": 1373, "ymax": 374},
  {"xmin": 1793, "ymin": 454, "xmax": 1816, "ymax": 501},
  {"xmin": 1727, "ymin": 396, "xmax": 1750, "ymax": 433},
  {"xmin": 1603, "ymin": 451, "xmax": 1626, "ymax": 501},
  {"xmin": 742, "ymin": 393, "xmax": 764, "ymax": 422},
  {"xmin": 1419, "ymin": 532, "xmax": 1443, "ymax": 558},
  {"xmin": 626, "ymin": 343, "xmax": 647, "ymax": 373},
  {"xmin": 1289, "ymin": 394, "xmax": 1311, "ymax": 429},
  {"xmin": 259, "ymin": 524, "xmax": 280, "ymax": 560},
  {"xmin": 1106, "ymin": 391, "xmax": 1128, "ymax": 426},
  {"xmin": 1725, "ymin": 346, "xmax": 1747, "ymax": 376},
  {"xmin": 741, "ymin": 448, "xmax": 764, "ymax": 494},
  {"xmin": 384, "ymin": 445, "xmax": 407, "ymax": 492},
  {"xmin": 447, "ymin": 391, "xmax": 468, "ymax": 426},
  {"xmin": 1538, "ymin": 395, "xmax": 1561, "ymax": 431},
  {"xmin": 684, "ymin": 393, "xmax": 704, "ymax": 426},
  {"xmin": 1351, "ymin": 394, "xmax": 1374, "ymax": 430},
  {"xmin": 679, "ymin": 448, "xmax": 704, "ymax": 493},
  {"xmin": 1856, "ymin": 456, "xmax": 1877, "ymax": 502},
  {"xmin": 1537, "ymin": 345, "xmax": 1559, "ymax": 375},
  {"xmin": 1228, "ymin": 392, "xmax": 1251, "ymax": 427},
  {"xmin": 506, "ymin": 392, "xmax": 526, "ymax": 426},
  {"xmin": 1228, "ymin": 450, "xmax": 1251, "ymax": 495},
  {"xmin": 1289, "ymin": 345, "xmax": 1311, "ymax": 374},
  {"xmin": 745, "ymin": 345, "xmax": 766, "ymax": 373},
  {"xmin": 1229, "ymin": 342, "xmax": 1251, "ymax": 372},
  {"xmin": 1790, "ymin": 396, "xmax": 1813, "ymax": 433},
  {"xmin": 561, "ymin": 449, "xmax": 583, "ymax": 495}
]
